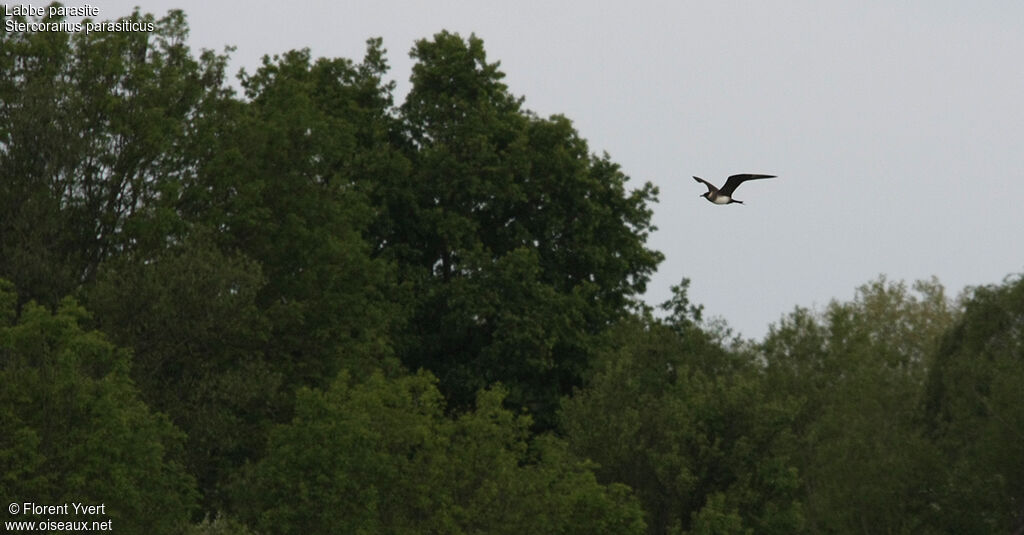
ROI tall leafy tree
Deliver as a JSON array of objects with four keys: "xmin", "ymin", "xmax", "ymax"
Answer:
[
  {"xmin": 387, "ymin": 31, "xmax": 662, "ymax": 425},
  {"xmin": 85, "ymin": 37, "xmax": 408, "ymax": 510},
  {"xmin": 2, "ymin": 9, "xmax": 249, "ymax": 513},
  {"xmin": 0, "ymin": 9, "xmax": 231, "ymax": 304},
  {"xmin": 178, "ymin": 44, "xmax": 404, "ymax": 391}
]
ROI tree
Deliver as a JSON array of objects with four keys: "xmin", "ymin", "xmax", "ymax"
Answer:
[
  {"xmin": 561, "ymin": 301, "xmax": 804, "ymax": 534},
  {"xmin": 177, "ymin": 43, "xmax": 404, "ymax": 392},
  {"xmin": 0, "ymin": 9, "xmax": 231, "ymax": 305},
  {"xmin": 80, "ymin": 37, "xmax": 412, "ymax": 511},
  {"xmin": 925, "ymin": 274, "xmax": 1024, "ymax": 534},
  {"xmin": 0, "ymin": 280, "xmax": 197, "ymax": 533},
  {"xmin": 234, "ymin": 370, "xmax": 645, "ymax": 534},
  {"xmin": 84, "ymin": 235, "xmax": 277, "ymax": 512},
  {"xmin": 385, "ymin": 31, "xmax": 662, "ymax": 426},
  {"xmin": 761, "ymin": 276, "xmax": 956, "ymax": 533}
]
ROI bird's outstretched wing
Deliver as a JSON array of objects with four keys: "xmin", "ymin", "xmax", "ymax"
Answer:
[
  {"xmin": 692, "ymin": 176, "xmax": 718, "ymax": 193},
  {"xmin": 720, "ymin": 174, "xmax": 776, "ymax": 196}
]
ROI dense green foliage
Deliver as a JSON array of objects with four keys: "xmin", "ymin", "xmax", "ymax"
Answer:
[
  {"xmin": 924, "ymin": 276, "xmax": 1024, "ymax": 533},
  {"xmin": 0, "ymin": 282, "xmax": 197, "ymax": 532},
  {"xmin": 761, "ymin": 277, "xmax": 955, "ymax": 534},
  {"xmin": 3, "ymin": 8, "xmax": 1023, "ymax": 534},
  {"xmin": 391, "ymin": 31, "xmax": 663, "ymax": 426},
  {"xmin": 562, "ymin": 314, "xmax": 804, "ymax": 534},
  {"xmin": 234, "ymin": 371, "xmax": 644, "ymax": 534}
]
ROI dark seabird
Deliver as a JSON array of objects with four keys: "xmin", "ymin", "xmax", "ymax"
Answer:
[{"xmin": 693, "ymin": 174, "xmax": 776, "ymax": 205}]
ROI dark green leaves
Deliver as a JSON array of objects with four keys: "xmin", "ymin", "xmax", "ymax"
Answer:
[
  {"xmin": 12, "ymin": 10, "xmax": 1024, "ymax": 535},
  {"xmin": 0, "ymin": 10, "xmax": 229, "ymax": 304},
  {"xmin": 562, "ymin": 319, "xmax": 803, "ymax": 535},
  {"xmin": 389, "ymin": 33, "xmax": 662, "ymax": 427},
  {"xmin": 235, "ymin": 371, "xmax": 646, "ymax": 535},
  {"xmin": 924, "ymin": 275, "xmax": 1024, "ymax": 533},
  {"xmin": 0, "ymin": 282, "xmax": 197, "ymax": 533}
]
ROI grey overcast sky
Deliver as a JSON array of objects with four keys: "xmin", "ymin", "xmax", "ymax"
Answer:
[{"xmin": 90, "ymin": 1, "xmax": 1024, "ymax": 340}]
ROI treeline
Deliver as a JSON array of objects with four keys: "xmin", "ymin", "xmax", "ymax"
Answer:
[{"xmin": 1, "ymin": 9, "xmax": 1022, "ymax": 534}]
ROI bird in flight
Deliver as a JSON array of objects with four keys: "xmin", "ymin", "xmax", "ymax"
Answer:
[{"xmin": 693, "ymin": 174, "xmax": 776, "ymax": 205}]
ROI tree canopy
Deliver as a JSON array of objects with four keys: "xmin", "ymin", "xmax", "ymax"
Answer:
[{"xmin": 2, "ymin": 8, "xmax": 1023, "ymax": 534}]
